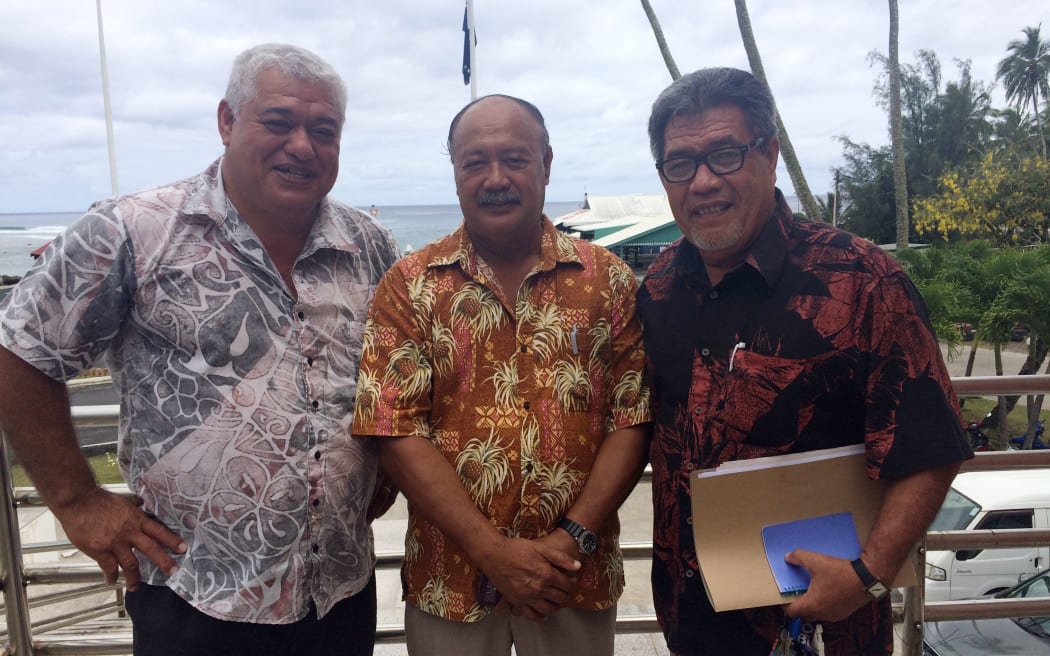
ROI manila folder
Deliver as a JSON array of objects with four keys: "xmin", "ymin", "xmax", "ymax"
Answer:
[{"xmin": 688, "ymin": 444, "xmax": 917, "ymax": 612}]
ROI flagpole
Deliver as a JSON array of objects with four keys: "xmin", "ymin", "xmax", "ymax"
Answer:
[
  {"xmin": 96, "ymin": 0, "xmax": 119, "ymax": 196},
  {"xmin": 466, "ymin": 0, "xmax": 477, "ymax": 100}
]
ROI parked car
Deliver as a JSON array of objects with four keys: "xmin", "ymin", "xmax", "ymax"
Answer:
[
  {"xmin": 1011, "ymin": 323, "xmax": 1031, "ymax": 342},
  {"xmin": 956, "ymin": 322, "xmax": 975, "ymax": 341},
  {"xmin": 925, "ymin": 469, "xmax": 1050, "ymax": 601},
  {"xmin": 923, "ymin": 568, "xmax": 1050, "ymax": 655}
]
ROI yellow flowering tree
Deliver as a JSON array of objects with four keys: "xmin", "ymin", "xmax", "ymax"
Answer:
[{"xmin": 914, "ymin": 150, "xmax": 1050, "ymax": 245}]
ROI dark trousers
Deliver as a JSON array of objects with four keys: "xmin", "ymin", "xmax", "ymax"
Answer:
[{"xmin": 124, "ymin": 576, "xmax": 377, "ymax": 656}]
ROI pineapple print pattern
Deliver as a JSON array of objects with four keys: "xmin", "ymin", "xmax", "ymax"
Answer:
[{"xmin": 352, "ymin": 219, "xmax": 650, "ymax": 621}]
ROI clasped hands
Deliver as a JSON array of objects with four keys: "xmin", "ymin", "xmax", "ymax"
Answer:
[{"xmin": 479, "ymin": 531, "xmax": 583, "ymax": 621}]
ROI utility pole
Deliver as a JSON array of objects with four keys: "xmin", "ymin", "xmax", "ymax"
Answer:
[{"xmin": 832, "ymin": 169, "xmax": 840, "ymax": 228}]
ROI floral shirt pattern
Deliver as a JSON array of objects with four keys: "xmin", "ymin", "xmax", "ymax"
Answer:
[
  {"xmin": 352, "ymin": 218, "xmax": 650, "ymax": 622},
  {"xmin": 636, "ymin": 191, "xmax": 972, "ymax": 655},
  {"xmin": 0, "ymin": 159, "xmax": 400, "ymax": 623}
]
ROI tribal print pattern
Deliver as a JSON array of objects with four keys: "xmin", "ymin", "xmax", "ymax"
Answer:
[{"xmin": 637, "ymin": 191, "xmax": 971, "ymax": 655}]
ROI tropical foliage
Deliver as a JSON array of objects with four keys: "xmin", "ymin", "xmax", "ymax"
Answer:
[
  {"xmin": 913, "ymin": 149, "xmax": 1050, "ymax": 245},
  {"xmin": 997, "ymin": 24, "xmax": 1050, "ymax": 157}
]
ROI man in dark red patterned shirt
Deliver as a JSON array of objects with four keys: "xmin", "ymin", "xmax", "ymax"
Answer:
[{"xmin": 637, "ymin": 67, "xmax": 973, "ymax": 655}]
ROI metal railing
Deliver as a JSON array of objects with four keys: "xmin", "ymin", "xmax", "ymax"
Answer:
[{"xmin": 2, "ymin": 377, "xmax": 1050, "ymax": 655}]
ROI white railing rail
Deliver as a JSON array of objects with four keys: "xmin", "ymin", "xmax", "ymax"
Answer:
[{"xmin": 2, "ymin": 378, "xmax": 1050, "ymax": 655}]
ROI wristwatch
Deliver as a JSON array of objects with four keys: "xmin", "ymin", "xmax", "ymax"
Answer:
[
  {"xmin": 851, "ymin": 557, "xmax": 889, "ymax": 600},
  {"xmin": 556, "ymin": 517, "xmax": 599, "ymax": 555}
]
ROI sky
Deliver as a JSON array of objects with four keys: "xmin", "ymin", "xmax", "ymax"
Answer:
[{"xmin": 0, "ymin": 0, "xmax": 1045, "ymax": 213}]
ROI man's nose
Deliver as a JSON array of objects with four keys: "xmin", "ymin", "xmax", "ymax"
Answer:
[
  {"xmin": 481, "ymin": 162, "xmax": 511, "ymax": 188},
  {"xmin": 285, "ymin": 126, "xmax": 316, "ymax": 159},
  {"xmin": 687, "ymin": 161, "xmax": 722, "ymax": 193}
]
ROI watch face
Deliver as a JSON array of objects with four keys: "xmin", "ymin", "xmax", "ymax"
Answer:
[
  {"xmin": 868, "ymin": 581, "xmax": 890, "ymax": 599},
  {"xmin": 579, "ymin": 531, "xmax": 599, "ymax": 555}
]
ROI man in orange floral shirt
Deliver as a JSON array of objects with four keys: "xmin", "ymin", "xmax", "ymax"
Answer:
[{"xmin": 352, "ymin": 95, "xmax": 651, "ymax": 656}]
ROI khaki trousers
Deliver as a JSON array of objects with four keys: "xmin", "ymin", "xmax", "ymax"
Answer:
[{"xmin": 405, "ymin": 604, "xmax": 615, "ymax": 656}]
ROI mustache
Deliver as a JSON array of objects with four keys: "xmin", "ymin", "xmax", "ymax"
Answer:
[{"xmin": 477, "ymin": 191, "xmax": 521, "ymax": 206}]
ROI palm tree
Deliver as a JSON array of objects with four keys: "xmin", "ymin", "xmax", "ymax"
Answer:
[
  {"xmin": 996, "ymin": 25, "xmax": 1050, "ymax": 158},
  {"xmin": 733, "ymin": 0, "xmax": 822, "ymax": 222},
  {"xmin": 640, "ymin": 0, "xmax": 680, "ymax": 80},
  {"xmin": 888, "ymin": 0, "xmax": 909, "ymax": 250}
]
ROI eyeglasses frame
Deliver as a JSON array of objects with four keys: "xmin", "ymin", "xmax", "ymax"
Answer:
[{"xmin": 655, "ymin": 136, "xmax": 769, "ymax": 183}]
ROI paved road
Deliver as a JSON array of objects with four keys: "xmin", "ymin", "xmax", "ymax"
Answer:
[{"xmin": 940, "ymin": 339, "xmax": 1031, "ymax": 378}]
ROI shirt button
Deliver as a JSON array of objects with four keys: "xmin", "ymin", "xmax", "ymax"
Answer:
[
  {"xmin": 685, "ymin": 569, "xmax": 694, "ymax": 578},
  {"xmin": 520, "ymin": 345, "xmax": 527, "ymax": 354},
  {"xmin": 686, "ymin": 516, "xmax": 693, "ymax": 525},
  {"xmin": 312, "ymin": 400, "xmax": 320, "ymax": 409},
  {"xmin": 312, "ymin": 499, "xmax": 320, "ymax": 507},
  {"xmin": 298, "ymin": 311, "xmax": 306, "ymax": 320},
  {"xmin": 523, "ymin": 401, "xmax": 531, "ymax": 410},
  {"xmin": 700, "ymin": 347, "xmax": 710, "ymax": 357},
  {"xmin": 694, "ymin": 406, "xmax": 703, "ymax": 415},
  {"xmin": 312, "ymin": 544, "xmax": 319, "ymax": 554},
  {"xmin": 307, "ymin": 357, "xmax": 314, "ymax": 366},
  {"xmin": 315, "ymin": 450, "xmax": 322, "ymax": 460},
  {"xmin": 708, "ymin": 290, "xmax": 718, "ymax": 300}
]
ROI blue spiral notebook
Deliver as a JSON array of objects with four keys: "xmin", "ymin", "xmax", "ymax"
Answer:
[{"xmin": 761, "ymin": 511, "xmax": 863, "ymax": 594}]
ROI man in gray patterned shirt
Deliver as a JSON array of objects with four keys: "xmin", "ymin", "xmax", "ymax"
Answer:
[{"xmin": 0, "ymin": 44, "xmax": 399, "ymax": 655}]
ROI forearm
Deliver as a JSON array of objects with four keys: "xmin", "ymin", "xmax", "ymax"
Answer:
[
  {"xmin": 378, "ymin": 435, "xmax": 505, "ymax": 564},
  {"xmin": 863, "ymin": 461, "xmax": 961, "ymax": 582},
  {"xmin": 0, "ymin": 347, "xmax": 97, "ymax": 510},
  {"xmin": 561, "ymin": 424, "xmax": 649, "ymax": 531}
]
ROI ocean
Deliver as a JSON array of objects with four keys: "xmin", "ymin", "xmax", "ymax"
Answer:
[{"xmin": 0, "ymin": 200, "xmax": 584, "ymax": 279}]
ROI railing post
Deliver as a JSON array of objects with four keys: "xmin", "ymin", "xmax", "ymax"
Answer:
[
  {"xmin": 0, "ymin": 435, "xmax": 33, "ymax": 655},
  {"xmin": 899, "ymin": 540, "xmax": 926, "ymax": 656}
]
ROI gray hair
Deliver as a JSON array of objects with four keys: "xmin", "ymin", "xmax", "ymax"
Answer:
[
  {"xmin": 446, "ymin": 94, "xmax": 550, "ymax": 162},
  {"xmin": 647, "ymin": 67, "xmax": 777, "ymax": 160},
  {"xmin": 224, "ymin": 43, "xmax": 347, "ymax": 124}
]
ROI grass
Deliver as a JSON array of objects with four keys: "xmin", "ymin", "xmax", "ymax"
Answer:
[
  {"xmin": 958, "ymin": 396, "xmax": 1050, "ymax": 450},
  {"xmin": 9, "ymin": 452, "xmax": 123, "ymax": 487}
]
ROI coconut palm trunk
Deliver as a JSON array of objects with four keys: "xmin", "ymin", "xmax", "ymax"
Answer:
[
  {"xmin": 640, "ymin": 0, "xmax": 680, "ymax": 80},
  {"xmin": 888, "ymin": 0, "xmax": 909, "ymax": 250},
  {"xmin": 733, "ymin": 0, "xmax": 822, "ymax": 221}
]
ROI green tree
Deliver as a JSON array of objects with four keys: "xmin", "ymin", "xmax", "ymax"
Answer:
[
  {"xmin": 996, "ymin": 25, "xmax": 1050, "ymax": 158},
  {"xmin": 813, "ymin": 191, "xmax": 838, "ymax": 225},
  {"xmin": 732, "ymin": 0, "xmax": 821, "ymax": 222},
  {"xmin": 998, "ymin": 251, "xmax": 1050, "ymax": 444},
  {"xmin": 640, "ymin": 0, "xmax": 680, "ymax": 80},
  {"xmin": 836, "ymin": 139, "xmax": 896, "ymax": 243},
  {"xmin": 887, "ymin": 0, "xmax": 909, "ymax": 250},
  {"xmin": 913, "ymin": 149, "xmax": 1050, "ymax": 245},
  {"xmin": 901, "ymin": 241, "xmax": 1050, "ymax": 434},
  {"xmin": 845, "ymin": 52, "xmax": 994, "ymax": 243}
]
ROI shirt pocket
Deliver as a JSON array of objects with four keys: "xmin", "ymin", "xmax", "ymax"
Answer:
[{"xmin": 708, "ymin": 349, "xmax": 808, "ymax": 450}]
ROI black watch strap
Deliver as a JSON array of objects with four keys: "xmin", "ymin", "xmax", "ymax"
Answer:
[
  {"xmin": 850, "ymin": 557, "xmax": 889, "ymax": 600},
  {"xmin": 556, "ymin": 516, "xmax": 598, "ymax": 555}
]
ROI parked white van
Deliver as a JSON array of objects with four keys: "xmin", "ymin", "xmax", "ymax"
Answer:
[{"xmin": 924, "ymin": 469, "xmax": 1050, "ymax": 601}]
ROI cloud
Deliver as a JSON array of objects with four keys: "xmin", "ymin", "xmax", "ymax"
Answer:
[{"xmin": 0, "ymin": 0, "xmax": 1042, "ymax": 212}]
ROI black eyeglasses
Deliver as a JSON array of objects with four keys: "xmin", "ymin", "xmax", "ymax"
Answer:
[{"xmin": 656, "ymin": 136, "xmax": 768, "ymax": 183}]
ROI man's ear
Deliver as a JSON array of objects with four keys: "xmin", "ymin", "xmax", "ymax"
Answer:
[
  {"xmin": 543, "ymin": 145, "xmax": 553, "ymax": 185},
  {"xmin": 217, "ymin": 100, "xmax": 235, "ymax": 146},
  {"xmin": 765, "ymin": 136, "xmax": 781, "ymax": 178}
]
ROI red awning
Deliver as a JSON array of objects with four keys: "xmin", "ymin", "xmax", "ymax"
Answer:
[{"xmin": 30, "ymin": 241, "xmax": 52, "ymax": 259}]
